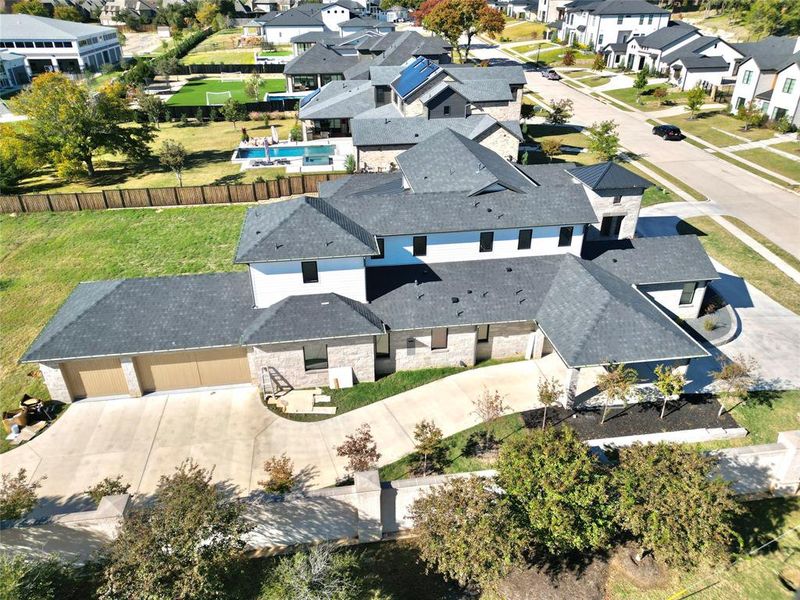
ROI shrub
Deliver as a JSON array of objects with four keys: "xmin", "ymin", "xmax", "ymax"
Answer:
[
  {"xmin": 335, "ymin": 423, "xmax": 380, "ymax": 474},
  {"xmin": 344, "ymin": 153, "xmax": 356, "ymax": 174},
  {"xmin": 653, "ymin": 86, "xmax": 668, "ymax": 104},
  {"xmin": 773, "ymin": 115, "xmax": 795, "ymax": 133},
  {"xmin": 0, "ymin": 468, "xmax": 42, "ymax": 520},
  {"xmin": 258, "ymin": 454, "xmax": 295, "ymax": 494},
  {"xmin": 0, "ymin": 554, "xmax": 101, "ymax": 600},
  {"xmin": 195, "ymin": 106, "xmax": 204, "ymax": 123},
  {"xmin": 562, "ymin": 48, "xmax": 575, "ymax": 66},
  {"xmin": 539, "ymin": 137, "xmax": 562, "ymax": 161},
  {"xmin": 546, "ymin": 98, "xmax": 573, "ymax": 125},
  {"xmin": 85, "ymin": 476, "xmax": 131, "ymax": 506},
  {"xmin": 289, "ymin": 121, "xmax": 303, "ymax": 142},
  {"xmin": 703, "ymin": 317, "xmax": 718, "ymax": 331},
  {"xmin": 260, "ymin": 544, "xmax": 361, "ymax": 600}
]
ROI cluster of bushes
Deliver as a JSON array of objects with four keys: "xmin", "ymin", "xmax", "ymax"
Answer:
[{"xmin": 734, "ymin": 101, "xmax": 796, "ymax": 132}]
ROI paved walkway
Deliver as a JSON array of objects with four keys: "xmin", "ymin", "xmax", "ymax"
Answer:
[{"xmin": 0, "ymin": 357, "xmax": 573, "ymax": 516}]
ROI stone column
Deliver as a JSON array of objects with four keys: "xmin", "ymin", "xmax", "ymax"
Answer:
[
  {"xmin": 39, "ymin": 362, "xmax": 72, "ymax": 403},
  {"xmin": 529, "ymin": 330, "xmax": 545, "ymax": 360},
  {"xmin": 354, "ymin": 470, "xmax": 383, "ymax": 543},
  {"xmin": 120, "ymin": 357, "xmax": 142, "ymax": 398},
  {"xmin": 563, "ymin": 367, "xmax": 580, "ymax": 409},
  {"xmin": 775, "ymin": 431, "xmax": 800, "ymax": 495}
]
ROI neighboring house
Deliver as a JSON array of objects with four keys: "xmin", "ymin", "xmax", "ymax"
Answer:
[
  {"xmin": 559, "ymin": 0, "xmax": 670, "ymax": 49},
  {"xmin": 339, "ymin": 16, "xmax": 395, "ymax": 36},
  {"xmin": 0, "ymin": 14, "xmax": 121, "ymax": 75},
  {"xmin": 620, "ymin": 20, "xmax": 700, "ymax": 71},
  {"xmin": 24, "ymin": 129, "xmax": 717, "ymax": 404},
  {"xmin": 284, "ymin": 42, "xmax": 357, "ymax": 91},
  {"xmin": 730, "ymin": 36, "xmax": 800, "ymax": 123},
  {"xmin": 100, "ymin": 0, "xmax": 157, "ymax": 27},
  {"xmin": 300, "ymin": 58, "xmax": 525, "ymax": 168},
  {"xmin": 770, "ymin": 57, "xmax": 800, "ymax": 125},
  {"xmin": 537, "ymin": 0, "xmax": 571, "ymax": 25},
  {"xmin": 0, "ymin": 51, "xmax": 29, "ymax": 92},
  {"xmin": 248, "ymin": 3, "xmax": 358, "ymax": 45}
]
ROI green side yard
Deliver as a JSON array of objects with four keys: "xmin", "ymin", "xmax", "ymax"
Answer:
[
  {"xmin": 180, "ymin": 28, "xmax": 285, "ymax": 65},
  {"xmin": 535, "ymin": 47, "xmax": 596, "ymax": 66},
  {"xmin": 604, "ymin": 83, "xmax": 691, "ymax": 111},
  {"xmin": 14, "ymin": 119, "xmax": 293, "ymax": 194},
  {"xmin": 495, "ymin": 21, "xmax": 548, "ymax": 42},
  {"xmin": 734, "ymin": 147, "xmax": 800, "ymax": 183},
  {"xmin": 166, "ymin": 76, "xmax": 287, "ymax": 106},
  {"xmin": 667, "ymin": 110, "xmax": 778, "ymax": 147},
  {"xmin": 0, "ymin": 207, "xmax": 248, "ymax": 443},
  {"xmin": 511, "ymin": 40, "xmax": 557, "ymax": 54}
]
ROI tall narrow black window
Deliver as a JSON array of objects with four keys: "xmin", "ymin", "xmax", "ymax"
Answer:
[
  {"xmin": 376, "ymin": 237, "xmax": 385, "ymax": 259},
  {"xmin": 479, "ymin": 231, "xmax": 494, "ymax": 253},
  {"xmin": 301, "ymin": 261, "xmax": 318, "ymax": 283},
  {"xmin": 679, "ymin": 282, "xmax": 698, "ymax": 305},
  {"xmin": 558, "ymin": 226, "xmax": 574, "ymax": 247},
  {"xmin": 518, "ymin": 229, "xmax": 533, "ymax": 250},
  {"xmin": 413, "ymin": 236, "xmax": 427, "ymax": 256}
]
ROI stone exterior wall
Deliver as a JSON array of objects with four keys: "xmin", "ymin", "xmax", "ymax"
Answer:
[
  {"xmin": 474, "ymin": 101, "xmax": 523, "ymax": 123},
  {"xmin": 375, "ymin": 326, "xmax": 477, "ymax": 375},
  {"xmin": 120, "ymin": 357, "xmax": 142, "ymax": 397},
  {"xmin": 39, "ymin": 362, "xmax": 71, "ymax": 404},
  {"xmin": 356, "ymin": 146, "xmax": 407, "ymax": 171},
  {"xmin": 476, "ymin": 321, "xmax": 535, "ymax": 361},
  {"xmin": 581, "ymin": 185, "xmax": 641, "ymax": 241},
  {"xmin": 248, "ymin": 336, "xmax": 376, "ymax": 390},
  {"xmin": 475, "ymin": 126, "xmax": 521, "ymax": 161}
]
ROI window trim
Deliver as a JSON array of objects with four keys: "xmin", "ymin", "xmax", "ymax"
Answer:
[
  {"xmin": 477, "ymin": 324, "xmax": 490, "ymax": 343},
  {"xmin": 430, "ymin": 327, "xmax": 448, "ymax": 350},
  {"xmin": 412, "ymin": 235, "xmax": 427, "ymax": 256},
  {"xmin": 518, "ymin": 228, "xmax": 533, "ymax": 250},
  {"xmin": 479, "ymin": 231, "xmax": 494, "ymax": 253},
  {"xmin": 679, "ymin": 281, "xmax": 698, "ymax": 306},
  {"xmin": 782, "ymin": 78, "xmax": 795, "ymax": 94},
  {"xmin": 742, "ymin": 70, "xmax": 753, "ymax": 85},
  {"xmin": 558, "ymin": 226, "xmax": 574, "ymax": 247},
  {"xmin": 376, "ymin": 237, "xmax": 385, "ymax": 259},
  {"xmin": 301, "ymin": 260, "xmax": 319, "ymax": 284}
]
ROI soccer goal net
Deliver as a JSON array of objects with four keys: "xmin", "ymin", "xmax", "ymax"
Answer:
[
  {"xmin": 206, "ymin": 91, "xmax": 232, "ymax": 106},
  {"xmin": 219, "ymin": 72, "xmax": 243, "ymax": 82}
]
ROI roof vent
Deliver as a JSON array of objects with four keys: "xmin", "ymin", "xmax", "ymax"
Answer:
[
  {"xmin": 414, "ymin": 279, "xmax": 419, "ymax": 286},
  {"xmin": 321, "ymin": 301, "xmax": 330, "ymax": 306},
  {"xmin": 457, "ymin": 310, "xmax": 464, "ymax": 316},
  {"xmin": 477, "ymin": 163, "xmax": 485, "ymax": 171},
  {"xmin": 612, "ymin": 258, "xmax": 618, "ymax": 263},
  {"xmin": 275, "ymin": 243, "xmax": 283, "ymax": 249},
  {"xmin": 473, "ymin": 201, "xmax": 479, "ymax": 207},
  {"xmin": 467, "ymin": 289, "xmax": 473, "ymax": 294},
  {"xmin": 451, "ymin": 297, "xmax": 459, "ymax": 304},
  {"xmin": 519, "ymin": 298, "xmax": 526, "ymax": 304},
  {"xmin": 487, "ymin": 208, "xmax": 492, "ymax": 213},
  {"xmin": 516, "ymin": 289, "xmax": 523, "ymax": 295},
  {"xmin": 506, "ymin": 267, "xmax": 512, "ymax": 272},
  {"xmin": 482, "ymin": 291, "xmax": 488, "ymax": 297},
  {"xmin": 255, "ymin": 230, "xmax": 261, "ymax": 235},
  {"xmin": 417, "ymin": 293, "xmax": 424, "ymax": 300},
  {"xmin": 326, "ymin": 241, "xmax": 334, "ymax": 246}
]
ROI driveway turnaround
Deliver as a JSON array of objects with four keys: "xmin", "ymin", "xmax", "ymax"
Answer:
[{"xmin": 0, "ymin": 359, "xmax": 566, "ymax": 516}]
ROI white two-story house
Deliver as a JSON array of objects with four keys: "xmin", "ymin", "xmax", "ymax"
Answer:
[
  {"xmin": 24, "ymin": 129, "xmax": 716, "ymax": 406},
  {"xmin": 559, "ymin": 0, "xmax": 669, "ymax": 49},
  {"xmin": 0, "ymin": 14, "xmax": 121, "ymax": 76}
]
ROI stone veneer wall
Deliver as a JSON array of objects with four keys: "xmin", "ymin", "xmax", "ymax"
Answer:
[
  {"xmin": 582, "ymin": 187, "xmax": 641, "ymax": 241},
  {"xmin": 248, "ymin": 336, "xmax": 376, "ymax": 390},
  {"xmin": 476, "ymin": 321, "xmax": 535, "ymax": 362},
  {"xmin": 475, "ymin": 126, "xmax": 521, "ymax": 161},
  {"xmin": 39, "ymin": 362, "xmax": 71, "ymax": 404},
  {"xmin": 356, "ymin": 146, "xmax": 407, "ymax": 171},
  {"xmin": 376, "ymin": 326, "xmax": 477, "ymax": 375}
]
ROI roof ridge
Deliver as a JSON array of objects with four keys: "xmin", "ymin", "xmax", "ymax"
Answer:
[
  {"xmin": 306, "ymin": 196, "xmax": 377, "ymax": 251},
  {"xmin": 234, "ymin": 198, "xmax": 305, "ymax": 261}
]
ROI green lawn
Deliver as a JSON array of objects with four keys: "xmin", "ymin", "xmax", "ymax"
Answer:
[
  {"xmin": 582, "ymin": 75, "xmax": 612, "ymax": 87},
  {"xmin": 511, "ymin": 41, "xmax": 557, "ymax": 54},
  {"xmin": 604, "ymin": 83, "xmax": 691, "ymax": 111},
  {"xmin": 182, "ymin": 49, "xmax": 257, "ymax": 65},
  {"xmin": 495, "ymin": 21, "xmax": 548, "ymax": 42},
  {"xmin": 0, "ymin": 206, "xmax": 248, "ymax": 450},
  {"xmin": 608, "ymin": 496, "xmax": 800, "ymax": 600},
  {"xmin": 522, "ymin": 123, "xmax": 594, "ymax": 165},
  {"xmin": 166, "ymin": 77, "xmax": 286, "ymax": 106},
  {"xmin": 723, "ymin": 216, "xmax": 800, "ymax": 274},
  {"xmin": 14, "ymin": 119, "xmax": 292, "ymax": 194},
  {"xmin": 677, "ymin": 217, "xmax": 800, "ymax": 315},
  {"xmin": 534, "ymin": 47, "xmax": 596, "ymax": 66},
  {"xmin": 772, "ymin": 141, "xmax": 800, "ymax": 154},
  {"xmin": 667, "ymin": 110, "xmax": 777, "ymax": 147},
  {"xmin": 735, "ymin": 148, "xmax": 800, "ymax": 183}
]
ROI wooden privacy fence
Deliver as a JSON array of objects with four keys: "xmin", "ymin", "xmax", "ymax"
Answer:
[{"xmin": 0, "ymin": 173, "xmax": 345, "ymax": 214}]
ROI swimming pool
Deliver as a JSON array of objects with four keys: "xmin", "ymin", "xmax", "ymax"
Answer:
[{"xmin": 236, "ymin": 145, "xmax": 335, "ymax": 160}]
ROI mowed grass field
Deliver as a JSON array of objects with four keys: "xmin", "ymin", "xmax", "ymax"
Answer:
[
  {"xmin": 0, "ymin": 207, "xmax": 248, "ymax": 435},
  {"xmin": 166, "ymin": 76, "xmax": 287, "ymax": 106}
]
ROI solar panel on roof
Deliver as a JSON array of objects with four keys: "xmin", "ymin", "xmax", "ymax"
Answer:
[
  {"xmin": 392, "ymin": 57, "xmax": 440, "ymax": 99},
  {"xmin": 299, "ymin": 87, "xmax": 321, "ymax": 108}
]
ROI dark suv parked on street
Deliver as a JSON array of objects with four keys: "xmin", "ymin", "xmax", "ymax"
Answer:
[{"xmin": 652, "ymin": 124, "xmax": 683, "ymax": 140}]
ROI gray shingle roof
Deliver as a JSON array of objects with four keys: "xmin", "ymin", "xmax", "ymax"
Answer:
[
  {"xmin": 396, "ymin": 129, "xmax": 533, "ymax": 195},
  {"xmin": 341, "ymin": 16, "xmax": 395, "ymax": 28},
  {"xmin": 290, "ymin": 30, "xmax": 341, "ymax": 44},
  {"xmin": 568, "ymin": 162, "xmax": 653, "ymax": 193},
  {"xmin": 441, "ymin": 64, "xmax": 526, "ymax": 85},
  {"xmin": 448, "ymin": 80, "xmax": 514, "ymax": 102},
  {"xmin": 582, "ymin": 235, "xmax": 719, "ymax": 285},
  {"xmin": 662, "ymin": 35, "xmax": 724, "ymax": 65},
  {"xmin": 636, "ymin": 22, "xmax": 697, "ymax": 50},
  {"xmin": 366, "ymin": 254, "xmax": 707, "ymax": 367},
  {"xmin": 675, "ymin": 55, "xmax": 729, "ymax": 70},
  {"xmin": 571, "ymin": 0, "xmax": 669, "ymax": 15},
  {"xmin": 368, "ymin": 64, "xmax": 406, "ymax": 85},
  {"xmin": 260, "ymin": 4, "xmax": 328, "ymax": 27},
  {"xmin": 351, "ymin": 114, "xmax": 520, "ymax": 147},
  {"xmin": 298, "ymin": 79, "xmax": 374, "ymax": 119},
  {"xmin": 234, "ymin": 196, "xmax": 379, "ymax": 263},
  {"xmin": 733, "ymin": 36, "xmax": 800, "ymax": 71},
  {"xmin": 284, "ymin": 43, "xmax": 358, "ymax": 75}
]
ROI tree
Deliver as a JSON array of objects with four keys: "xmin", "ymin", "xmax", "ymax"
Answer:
[
  {"xmin": 12, "ymin": 0, "xmax": 48, "ymax": 15},
  {"xmin": 546, "ymin": 98, "xmax": 573, "ymax": 125},
  {"xmin": 496, "ymin": 427, "xmax": 615, "ymax": 555},
  {"xmin": 137, "ymin": 92, "xmax": 165, "ymax": 129},
  {"xmin": 587, "ymin": 119, "xmax": 620, "ymax": 161},
  {"xmin": 745, "ymin": 0, "xmax": 792, "ymax": 37},
  {"xmin": 290, "ymin": 121, "xmax": 303, "ymax": 141},
  {"xmin": 258, "ymin": 454, "xmax": 295, "ymax": 494},
  {"xmin": 595, "ymin": 362, "xmax": 639, "ymax": 424},
  {"xmin": 537, "ymin": 377, "xmax": 563, "ymax": 429},
  {"xmin": 592, "ymin": 53, "xmax": 605, "ymax": 71},
  {"xmin": 0, "ymin": 554, "xmax": 100, "ymax": 600},
  {"xmin": 0, "ymin": 468, "xmax": 42, "ymax": 520},
  {"xmin": 653, "ymin": 363, "xmax": 686, "ymax": 420},
  {"xmin": 562, "ymin": 48, "xmax": 575, "ymax": 66},
  {"xmin": 154, "ymin": 55, "xmax": 180, "ymax": 82},
  {"xmin": 422, "ymin": 0, "xmax": 505, "ymax": 63},
  {"xmin": 612, "ymin": 443, "xmax": 742, "ymax": 566},
  {"xmin": 260, "ymin": 543, "xmax": 361, "ymax": 600},
  {"xmin": 413, "ymin": 419, "xmax": 445, "ymax": 475},
  {"xmin": 686, "ymin": 84, "xmax": 706, "ymax": 118},
  {"xmin": 196, "ymin": 1, "xmax": 219, "ymax": 27},
  {"xmin": 0, "ymin": 131, "xmax": 37, "ymax": 194},
  {"xmin": 472, "ymin": 388, "xmax": 507, "ymax": 451},
  {"xmin": 344, "ymin": 153, "xmax": 356, "ymax": 173},
  {"xmin": 335, "ymin": 424, "xmax": 381, "ymax": 474},
  {"xmin": 157, "ymin": 140, "xmax": 187, "ymax": 187},
  {"xmin": 221, "ymin": 98, "xmax": 245, "ymax": 128},
  {"xmin": 633, "ymin": 69, "xmax": 649, "ymax": 103},
  {"xmin": 85, "ymin": 475, "xmax": 130, "ymax": 505},
  {"xmin": 653, "ymin": 86, "xmax": 668, "ymax": 105},
  {"xmin": 710, "ymin": 354, "xmax": 758, "ymax": 417},
  {"xmin": 244, "ymin": 72, "xmax": 262, "ymax": 102},
  {"xmin": 8, "ymin": 73, "xmax": 152, "ymax": 178},
  {"xmin": 737, "ymin": 100, "xmax": 766, "ymax": 131},
  {"xmin": 53, "ymin": 5, "xmax": 83, "ymax": 21},
  {"xmin": 409, "ymin": 476, "xmax": 527, "ymax": 592},
  {"xmin": 100, "ymin": 459, "xmax": 251, "ymax": 600},
  {"xmin": 539, "ymin": 137, "xmax": 562, "ymax": 162}
]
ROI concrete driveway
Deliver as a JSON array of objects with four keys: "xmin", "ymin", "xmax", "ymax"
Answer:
[{"xmin": 1, "ymin": 359, "xmax": 565, "ymax": 516}]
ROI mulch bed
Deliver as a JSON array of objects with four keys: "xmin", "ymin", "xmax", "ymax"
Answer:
[
  {"xmin": 521, "ymin": 395, "xmax": 739, "ymax": 441},
  {"xmin": 496, "ymin": 555, "xmax": 609, "ymax": 600}
]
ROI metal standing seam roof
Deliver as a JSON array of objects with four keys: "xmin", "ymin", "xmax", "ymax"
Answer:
[{"xmin": 234, "ymin": 196, "xmax": 379, "ymax": 263}]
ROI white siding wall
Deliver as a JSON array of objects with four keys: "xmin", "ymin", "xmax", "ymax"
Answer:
[
  {"xmin": 731, "ymin": 58, "xmax": 765, "ymax": 110},
  {"xmin": 264, "ymin": 25, "xmax": 324, "ymax": 44},
  {"xmin": 639, "ymin": 281, "xmax": 707, "ymax": 319},
  {"xmin": 591, "ymin": 13, "xmax": 669, "ymax": 47},
  {"xmin": 249, "ymin": 257, "xmax": 367, "ymax": 308},
  {"xmin": 320, "ymin": 5, "xmax": 351, "ymax": 31},
  {"xmin": 365, "ymin": 225, "xmax": 585, "ymax": 267},
  {"xmin": 699, "ymin": 41, "xmax": 743, "ymax": 76},
  {"xmin": 770, "ymin": 63, "xmax": 800, "ymax": 124}
]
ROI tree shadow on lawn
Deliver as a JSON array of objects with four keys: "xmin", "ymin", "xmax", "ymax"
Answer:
[{"xmin": 734, "ymin": 496, "xmax": 800, "ymax": 555}]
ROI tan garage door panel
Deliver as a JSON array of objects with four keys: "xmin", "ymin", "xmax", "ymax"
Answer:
[
  {"xmin": 195, "ymin": 348, "xmax": 250, "ymax": 387},
  {"xmin": 62, "ymin": 358, "xmax": 128, "ymax": 399},
  {"xmin": 135, "ymin": 348, "xmax": 249, "ymax": 393}
]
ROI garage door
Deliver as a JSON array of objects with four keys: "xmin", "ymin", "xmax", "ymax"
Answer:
[
  {"xmin": 62, "ymin": 358, "xmax": 128, "ymax": 400},
  {"xmin": 134, "ymin": 348, "xmax": 250, "ymax": 393}
]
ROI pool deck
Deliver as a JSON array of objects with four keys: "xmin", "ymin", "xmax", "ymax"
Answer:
[{"xmin": 233, "ymin": 137, "xmax": 354, "ymax": 174}]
